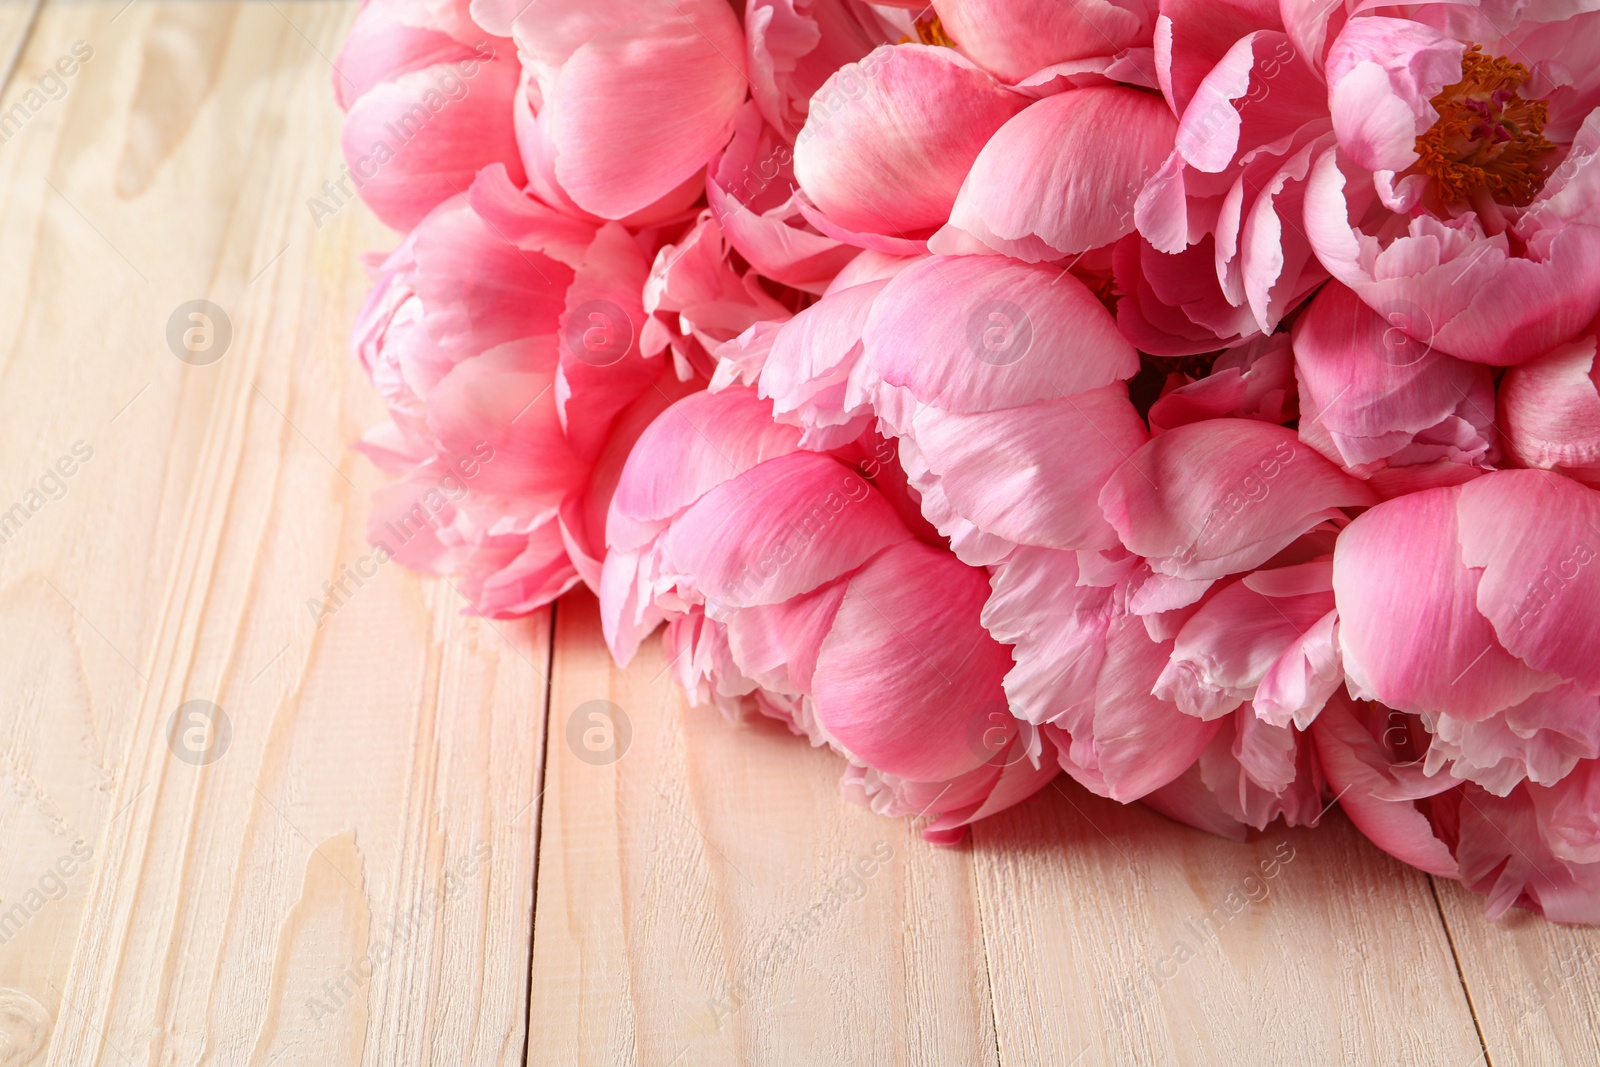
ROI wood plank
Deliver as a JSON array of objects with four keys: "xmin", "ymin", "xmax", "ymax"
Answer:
[
  {"xmin": 1434, "ymin": 876, "xmax": 1600, "ymax": 1067},
  {"xmin": 971, "ymin": 789, "xmax": 1487, "ymax": 1066},
  {"xmin": 0, "ymin": 0, "xmax": 44, "ymax": 95},
  {"xmin": 525, "ymin": 591, "xmax": 1493, "ymax": 1065},
  {"xmin": 0, "ymin": 2, "xmax": 548, "ymax": 1064},
  {"xmin": 528, "ymin": 590, "xmax": 1000, "ymax": 1067}
]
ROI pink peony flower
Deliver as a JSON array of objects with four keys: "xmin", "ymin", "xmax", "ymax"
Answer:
[
  {"xmin": 352, "ymin": 165, "xmax": 682, "ymax": 614},
  {"xmin": 1314, "ymin": 694, "xmax": 1600, "ymax": 923},
  {"xmin": 1304, "ymin": 7, "xmax": 1600, "ymax": 364},
  {"xmin": 1332, "ymin": 472, "xmax": 1600, "ymax": 795},
  {"xmin": 600, "ymin": 387, "xmax": 1059, "ymax": 840},
  {"xmin": 1292, "ymin": 281, "xmax": 1499, "ymax": 497},
  {"xmin": 334, "ymin": 0, "xmax": 525, "ymax": 231}
]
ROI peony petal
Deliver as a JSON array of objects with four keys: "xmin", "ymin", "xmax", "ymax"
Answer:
[
  {"xmin": 607, "ymin": 388, "xmax": 804, "ymax": 551},
  {"xmin": 813, "ymin": 540, "xmax": 1014, "ymax": 781},
  {"xmin": 1311, "ymin": 695, "xmax": 1461, "ymax": 878},
  {"xmin": 932, "ymin": 0, "xmax": 1149, "ymax": 83},
  {"xmin": 1456, "ymin": 470, "xmax": 1600, "ymax": 694},
  {"xmin": 665, "ymin": 450, "xmax": 912, "ymax": 610},
  {"xmin": 1333, "ymin": 485, "xmax": 1559, "ymax": 719},
  {"xmin": 934, "ymin": 87, "xmax": 1176, "ymax": 260},
  {"xmin": 793, "ymin": 45, "xmax": 1028, "ymax": 238},
  {"xmin": 549, "ymin": 0, "xmax": 747, "ymax": 219},
  {"xmin": 864, "ymin": 255, "xmax": 1139, "ymax": 412},
  {"xmin": 1500, "ymin": 335, "xmax": 1600, "ymax": 485},
  {"xmin": 1101, "ymin": 419, "xmax": 1376, "ymax": 579},
  {"xmin": 902, "ymin": 384, "xmax": 1149, "ymax": 552}
]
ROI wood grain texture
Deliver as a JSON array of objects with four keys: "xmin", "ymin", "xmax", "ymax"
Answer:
[
  {"xmin": 0, "ymin": 2, "xmax": 548, "ymax": 1064},
  {"xmin": 3, "ymin": 2, "xmax": 1600, "ymax": 1065},
  {"xmin": 1433, "ymin": 877, "xmax": 1600, "ymax": 1067},
  {"xmin": 528, "ymin": 591, "xmax": 1000, "ymax": 1067}
]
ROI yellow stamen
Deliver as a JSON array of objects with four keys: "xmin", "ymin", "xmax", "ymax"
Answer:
[
  {"xmin": 897, "ymin": 15, "xmax": 955, "ymax": 48},
  {"xmin": 1408, "ymin": 46, "xmax": 1556, "ymax": 208}
]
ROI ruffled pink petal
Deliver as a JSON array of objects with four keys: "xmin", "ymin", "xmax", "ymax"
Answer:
[
  {"xmin": 981, "ymin": 546, "xmax": 1115, "ymax": 729},
  {"xmin": 864, "ymin": 255, "xmax": 1139, "ymax": 413},
  {"xmin": 1293, "ymin": 281, "xmax": 1498, "ymax": 475},
  {"xmin": 1154, "ymin": 0, "xmax": 1282, "ymax": 120},
  {"xmin": 1157, "ymin": 561, "xmax": 1336, "ymax": 720},
  {"xmin": 1311, "ymin": 694, "xmax": 1461, "ymax": 877},
  {"xmin": 1325, "ymin": 18, "xmax": 1463, "ymax": 173},
  {"xmin": 1456, "ymin": 787, "xmax": 1600, "ymax": 924},
  {"xmin": 724, "ymin": 580, "xmax": 850, "ymax": 695},
  {"xmin": 758, "ymin": 278, "xmax": 887, "ymax": 446},
  {"xmin": 1530, "ymin": 760, "xmax": 1600, "ymax": 865},
  {"xmin": 746, "ymin": 0, "xmax": 889, "ymax": 138},
  {"xmin": 1053, "ymin": 612, "xmax": 1223, "ymax": 802},
  {"xmin": 793, "ymin": 45, "xmax": 1028, "ymax": 238},
  {"xmin": 1333, "ymin": 485, "xmax": 1559, "ymax": 719},
  {"xmin": 812, "ymin": 540, "xmax": 1014, "ymax": 781},
  {"xmin": 1149, "ymin": 332, "xmax": 1297, "ymax": 432},
  {"xmin": 555, "ymin": 223, "xmax": 659, "ymax": 461},
  {"xmin": 934, "ymin": 87, "xmax": 1176, "ymax": 260},
  {"xmin": 426, "ymin": 338, "xmax": 585, "ymax": 506},
  {"xmin": 607, "ymin": 388, "xmax": 804, "ymax": 551},
  {"xmin": 1500, "ymin": 335, "xmax": 1600, "ymax": 485},
  {"xmin": 1422, "ymin": 683, "xmax": 1600, "ymax": 796},
  {"xmin": 1456, "ymin": 470, "xmax": 1600, "ymax": 694},
  {"xmin": 1197, "ymin": 709, "xmax": 1325, "ymax": 828},
  {"xmin": 901, "ymin": 384, "xmax": 1149, "ymax": 553},
  {"xmin": 547, "ymin": 0, "xmax": 747, "ymax": 219},
  {"xmin": 1101, "ymin": 419, "xmax": 1376, "ymax": 580},
  {"xmin": 1113, "ymin": 234, "xmax": 1264, "ymax": 355},
  {"xmin": 665, "ymin": 451, "xmax": 912, "ymax": 609},
  {"xmin": 1304, "ymin": 147, "xmax": 1600, "ymax": 366},
  {"xmin": 1253, "ymin": 608, "xmax": 1341, "ymax": 728}
]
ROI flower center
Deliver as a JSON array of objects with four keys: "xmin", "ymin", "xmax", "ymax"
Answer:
[
  {"xmin": 899, "ymin": 15, "xmax": 955, "ymax": 48},
  {"xmin": 1410, "ymin": 46, "xmax": 1556, "ymax": 208}
]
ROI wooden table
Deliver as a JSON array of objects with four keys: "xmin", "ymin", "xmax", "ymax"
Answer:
[{"xmin": 1, "ymin": 1, "xmax": 1597, "ymax": 1063}]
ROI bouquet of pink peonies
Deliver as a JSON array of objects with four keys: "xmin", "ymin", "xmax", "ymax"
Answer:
[{"xmin": 336, "ymin": 0, "xmax": 1600, "ymax": 923}]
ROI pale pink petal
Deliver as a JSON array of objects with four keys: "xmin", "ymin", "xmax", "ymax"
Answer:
[
  {"xmin": 706, "ymin": 102, "xmax": 861, "ymax": 294},
  {"xmin": 1456, "ymin": 470, "xmax": 1600, "ymax": 694},
  {"xmin": 932, "ymin": 0, "xmax": 1150, "ymax": 82},
  {"xmin": 607, "ymin": 389, "xmax": 804, "ymax": 551},
  {"xmin": 934, "ymin": 87, "xmax": 1176, "ymax": 260},
  {"xmin": 1054, "ymin": 612, "xmax": 1223, "ymax": 801},
  {"xmin": 1325, "ymin": 18, "xmax": 1463, "ymax": 173},
  {"xmin": 1149, "ymin": 332, "xmax": 1297, "ymax": 432},
  {"xmin": 1422, "ymin": 684, "xmax": 1600, "ymax": 796},
  {"xmin": 1500, "ymin": 335, "xmax": 1600, "ymax": 485},
  {"xmin": 865, "ymin": 256, "xmax": 1139, "ymax": 413},
  {"xmin": 1101, "ymin": 419, "xmax": 1376, "ymax": 580},
  {"xmin": 1158, "ymin": 562, "xmax": 1336, "ymax": 719},
  {"xmin": 812, "ymin": 540, "xmax": 1014, "ymax": 781},
  {"xmin": 1333, "ymin": 485, "xmax": 1560, "ymax": 719},
  {"xmin": 982, "ymin": 546, "xmax": 1114, "ymax": 729},
  {"xmin": 1530, "ymin": 760, "xmax": 1600, "ymax": 865},
  {"xmin": 665, "ymin": 451, "xmax": 912, "ymax": 609},
  {"xmin": 793, "ymin": 45, "xmax": 1028, "ymax": 238},
  {"xmin": 903, "ymin": 384, "xmax": 1148, "ymax": 554},
  {"xmin": 1311, "ymin": 695, "xmax": 1461, "ymax": 877},
  {"xmin": 548, "ymin": 0, "xmax": 747, "ymax": 219},
  {"xmin": 1293, "ymin": 281, "xmax": 1498, "ymax": 475},
  {"xmin": 724, "ymin": 580, "xmax": 850, "ymax": 694}
]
